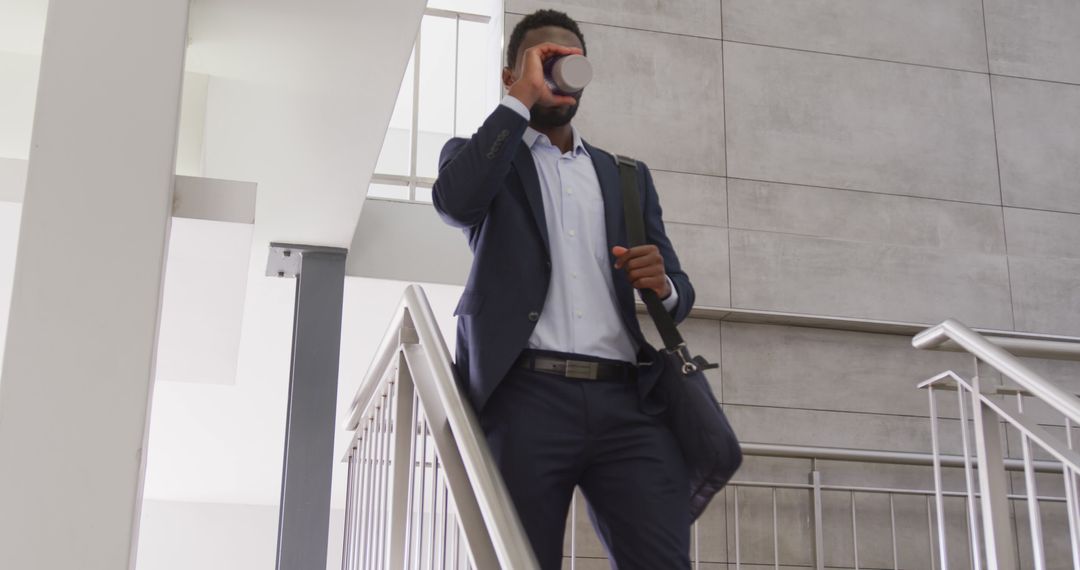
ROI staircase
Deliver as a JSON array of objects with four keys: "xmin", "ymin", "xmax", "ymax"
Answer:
[{"xmin": 341, "ymin": 285, "xmax": 1080, "ymax": 569}]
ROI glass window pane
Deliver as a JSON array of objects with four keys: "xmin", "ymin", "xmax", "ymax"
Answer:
[
  {"xmin": 367, "ymin": 183, "xmax": 410, "ymax": 200},
  {"xmin": 427, "ymin": 0, "xmax": 497, "ymax": 16},
  {"xmin": 373, "ymin": 48, "xmax": 415, "ymax": 177},
  {"xmin": 416, "ymin": 16, "xmax": 457, "ymax": 180},
  {"xmin": 414, "ymin": 186, "xmax": 433, "ymax": 203},
  {"xmin": 455, "ymin": 19, "xmax": 499, "ymax": 138}
]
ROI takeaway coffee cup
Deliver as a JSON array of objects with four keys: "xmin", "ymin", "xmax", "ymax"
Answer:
[{"xmin": 544, "ymin": 54, "xmax": 592, "ymax": 96}]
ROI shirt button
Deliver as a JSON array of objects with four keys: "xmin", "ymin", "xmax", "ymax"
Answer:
[
  {"xmin": 568, "ymin": 230, "xmax": 576, "ymax": 237},
  {"xmin": 566, "ymin": 188, "xmax": 573, "ymax": 195},
  {"xmin": 572, "ymin": 272, "xmax": 577, "ymax": 279},
  {"xmin": 576, "ymin": 310, "xmax": 583, "ymax": 318},
  {"xmin": 528, "ymin": 311, "xmax": 540, "ymax": 322}
]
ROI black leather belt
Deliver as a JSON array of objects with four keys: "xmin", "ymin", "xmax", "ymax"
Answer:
[{"xmin": 515, "ymin": 350, "xmax": 636, "ymax": 382}]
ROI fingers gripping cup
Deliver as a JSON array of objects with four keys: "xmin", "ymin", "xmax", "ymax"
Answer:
[{"xmin": 543, "ymin": 54, "xmax": 592, "ymax": 96}]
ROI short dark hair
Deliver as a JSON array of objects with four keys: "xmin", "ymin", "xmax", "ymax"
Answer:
[{"xmin": 506, "ymin": 9, "xmax": 587, "ymax": 69}]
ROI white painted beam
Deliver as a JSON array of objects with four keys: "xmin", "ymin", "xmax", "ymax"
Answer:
[
  {"xmin": 345, "ymin": 198, "xmax": 472, "ymax": 286},
  {"xmin": 0, "ymin": 1, "xmax": 190, "ymax": 569},
  {"xmin": 0, "ymin": 157, "xmax": 256, "ymax": 224},
  {"xmin": 173, "ymin": 175, "xmax": 257, "ymax": 224}
]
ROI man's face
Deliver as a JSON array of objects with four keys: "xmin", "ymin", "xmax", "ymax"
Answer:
[{"xmin": 506, "ymin": 26, "xmax": 585, "ymax": 128}]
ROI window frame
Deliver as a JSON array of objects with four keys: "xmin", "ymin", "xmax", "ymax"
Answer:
[{"xmin": 368, "ymin": 7, "xmax": 494, "ymax": 202}]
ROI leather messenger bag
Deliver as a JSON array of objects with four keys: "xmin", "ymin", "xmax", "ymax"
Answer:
[{"xmin": 616, "ymin": 154, "xmax": 743, "ymax": 520}]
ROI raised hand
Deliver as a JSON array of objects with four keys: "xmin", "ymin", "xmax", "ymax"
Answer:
[{"xmin": 508, "ymin": 42, "xmax": 584, "ymax": 109}]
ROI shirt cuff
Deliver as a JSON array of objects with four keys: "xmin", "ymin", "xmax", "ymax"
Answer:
[
  {"xmin": 500, "ymin": 94, "xmax": 531, "ymax": 121},
  {"xmin": 660, "ymin": 275, "xmax": 679, "ymax": 312}
]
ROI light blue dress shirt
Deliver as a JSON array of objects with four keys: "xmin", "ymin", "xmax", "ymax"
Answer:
[{"xmin": 500, "ymin": 95, "xmax": 679, "ymax": 364}]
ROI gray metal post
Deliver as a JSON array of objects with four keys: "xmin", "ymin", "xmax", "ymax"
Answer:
[
  {"xmin": 268, "ymin": 243, "xmax": 348, "ymax": 570},
  {"xmin": 970, "ymin": 373, "xmax": 1018, "ymax": 570}
]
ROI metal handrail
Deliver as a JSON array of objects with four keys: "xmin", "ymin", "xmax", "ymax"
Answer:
[
  {"xmin": 343, "ymin": 284, "xmax": 539, "ymax": 569},
  {"xmin": 740, "ymin": 442, "xmax": 1063, "ymax": 473},
  {"xmin": 913, "ymin": 318, "xmax": 1080, "ymax": 427}
]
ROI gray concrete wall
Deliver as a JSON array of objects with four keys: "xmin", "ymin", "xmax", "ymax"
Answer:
[{"xmin": 505, "ymin": 2, "xmax": 1080, "ymax": 568}]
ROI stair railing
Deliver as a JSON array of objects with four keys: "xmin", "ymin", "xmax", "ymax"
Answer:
[
  {"xmin": 340, "ymin": 284, "xmax": 539, "ymax": 569},
  {"xmin": 915, "ymin": 318, "xmax": 1080, "ymax": 570}
]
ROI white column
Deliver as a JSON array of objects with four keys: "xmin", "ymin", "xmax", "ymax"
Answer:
[{"xmin": 0, "ymin": 1, "xmax": 189, "ymax": 568}]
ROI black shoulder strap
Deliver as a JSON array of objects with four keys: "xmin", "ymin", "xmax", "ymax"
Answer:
[
  {"xmin": 615, "ymin": 154, "xmax": 685, "ymax": 351},
  {"xmin": 615, "ymin": 154, "xmax": 719, "ymax": 374}
]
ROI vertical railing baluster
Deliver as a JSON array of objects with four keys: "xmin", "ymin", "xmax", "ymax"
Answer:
[
  {"xmin": 414, "ymin": 418, "xmax": 429, "ymax": 568},
  {"xmin": 889, "ymin": 493, "xmax": 898, "ymax": 570},
  {"xmin": 403, "ymin": 393, "xmax": 421, "ymax": 568},
  {"xmin": 386, "ymin": 361, "xmax": 416, "ymax": 570},
  {"xmin": 957, "ymin": 384, "xmax": 983, "ymax": 570},
  {"xmin": 382, "ymin": 386, "xmax": 393, "ymax": 570},
  {"xmin": 1016, "ymin": 393, "xmax": 1046, "ymax": 570},
  {"xmin": 928, "ymin": 384, "xmax": 950, "ymax": 570},
  {"xmin": 342, "ymin": 448, "xmax": 356, "ymax": 570},
  {"xmin": 381, "ymin": 390, "xmax": 393, "ymax": 568},
  {"xmin": 414, "ymin": 417, "xmax": 424, "ymax": 569},
  {"xmin": 440, "ymin": 462, "xmax": 450, "ymax": 570},
  {"xmin": 360, "ymin": 428, "xmax": 372, "ymax": 569},
  {"xmin": 429, "ymin": 456, "xmax": 441, "ymax": 570},
  {"xmin": 772, "ymin": 488, "xmax": 779, "ymax": 570},
  {"xmin": 927, "ymin": 495, "xmax": 937, "ymax": 570},
  {"xmin": 1066, "ymin": 419, "xmax": 1080, "ymax": 568},
  {"xmin": 734, "ymin": 487, "xmax": 741, "ymax": 570},
  {"xmin": 1065, "ymin": 462, "xmax": 1080, "ymax": 569},
  {"xmin": 851, "ymin": 492, "xmax": 859, "ymax": 570},
  {"xmin": 358, "ymin": 427, "xmax": 373, "ymax": 569},
  {"xmin": 364, "ymin": 418, "xmax": 379, "ymax": 570},
  {"xmin": 970, "ymin": 372, "xmax": 1018, "ymax": 568},
  {"xmin": 449, "ymin": 498, "xmax": 460, "ymax": 570},
  {"xmin": 372, "ymin": 397, "xmax": 386, "ymax": 569},
  {"xmin": 693, "ymin": 519, "xmax": 700, "ymax": 570},
  {"xmin": 810, "ymin": 466, "xmax": 825, "ymax": 570},
  {"xmin": 570, "ymin": 492, "xmax": 577, "ymax": 569},
  {"xmin": 372, "ymin": 401, "xmax": 387, "ymax": 570}
]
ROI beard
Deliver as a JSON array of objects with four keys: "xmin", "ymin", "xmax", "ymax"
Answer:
[{"xmin": 529, "ymin": 93, "xmax": 581, "ymax": 128}]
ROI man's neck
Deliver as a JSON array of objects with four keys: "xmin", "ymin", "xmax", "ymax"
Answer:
[{"xmin": 530, "ymin": 123, "xmax": 574, "ymax": 154}]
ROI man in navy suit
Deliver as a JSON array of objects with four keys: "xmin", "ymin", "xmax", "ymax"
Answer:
[{"xmin": 432, "ymin": 9, "xmax": 695, "ymax": 569}]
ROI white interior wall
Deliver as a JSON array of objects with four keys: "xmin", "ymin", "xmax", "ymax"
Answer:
[
  {"xmin": 0, "ymin": 0, "xmax": 497, "ymax": 567},
  {"xmin": 135, "ymin": 500, "xmax": 346, "ymax": 570}
]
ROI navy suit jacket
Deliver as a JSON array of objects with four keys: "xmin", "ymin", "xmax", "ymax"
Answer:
[{"xmin": 432, "ymin": 104, "xmax": 695, "ymax": 411}]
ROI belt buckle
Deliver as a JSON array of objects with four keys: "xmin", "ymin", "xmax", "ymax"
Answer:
[{"xmin": 564, "ymin": 360, "xmax": 599, "ymax": 380}]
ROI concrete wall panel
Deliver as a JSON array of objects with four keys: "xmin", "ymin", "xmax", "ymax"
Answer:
[
  {"xmin": 723, "ymin": 0, "xmax": 987, "ymax": 72},
  {"xmin": 985, "ymin": 0, "xmax": 1080, "ymax": 84},
  {"xmin": 994, "ymin": 75, "xmax": 1080, "ymax": 214},
  {"xmin": 728, "ymin": 229, "xmax": 1014, "ymax": 328},
  {"xmin": 507, "ymin": 0, "xmax": 722, "ymax": 39},
  {"xmin": 666, "ymin": 223, "xmax": 731, "ymax": 308},
  {"xmin": 729, "ymin": 178, "xmax": 1006, "ymax": 254},
  {"xmin": 652, "ymin": 170, "xmax": 727, "ymax": 227},
  {"xmin": 725, "ymin": 43, "xmax": 999, "ymax": 204}
]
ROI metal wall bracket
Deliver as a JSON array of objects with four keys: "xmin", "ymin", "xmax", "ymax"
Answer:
[{"xmin": 266, "ymin": 242, "xmax": 348, "ymax": 278}]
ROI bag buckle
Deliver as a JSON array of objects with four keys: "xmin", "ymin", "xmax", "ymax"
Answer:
[
  {"xmin": 564, "ymin": 360, "xmax": 599, "ymax": 380},
  {"xmin": 674, "ymin": 344, "xmax": 719, "ymax": 376}
]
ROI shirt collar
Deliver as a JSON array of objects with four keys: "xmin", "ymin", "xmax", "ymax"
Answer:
[{"xmin": 523, "ymin": 125, "xmax": 590, "ymax": 157}]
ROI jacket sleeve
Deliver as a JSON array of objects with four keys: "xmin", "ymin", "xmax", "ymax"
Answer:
[
  {"xmin": 640, "ymin": 161, "xmax": 696, "ymax": 324},
  {"xmin": 431, "ymin": 105, "xmax": 530, "ymax": 229}
]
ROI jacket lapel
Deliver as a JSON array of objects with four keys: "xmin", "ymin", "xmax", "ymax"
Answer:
[
  {"xmin": 512, "ymin": 141, "xmax": 550, "ymax": 255},
  {"xmin": 587, "ymin": 142, "xmax": 626, "ymax": 258}
]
